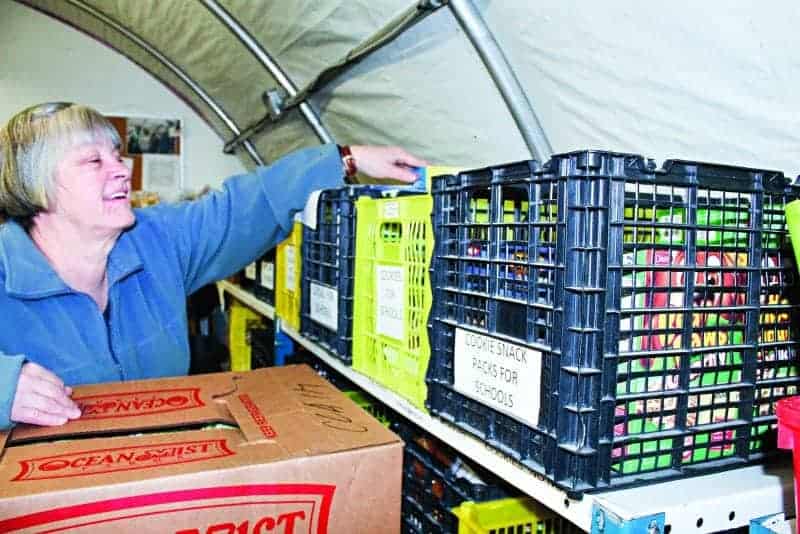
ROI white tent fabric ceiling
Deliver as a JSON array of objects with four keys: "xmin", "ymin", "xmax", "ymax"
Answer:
[{"xmin": 17, "ymin": 0, "xmax": 800, "ymax": 178}]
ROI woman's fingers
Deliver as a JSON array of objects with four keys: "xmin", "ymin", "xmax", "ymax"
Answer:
[
  {"xmin": 383, "ymin": 165, "xmax": 419, "ymax": 183},
  {"xmin": 30, "ymin": 378, "xmax": 79, "ymax": 412},
  {"xmin": 22, "ymin": 361, "xmax": 66, "ymax": 388},
  {"xmin": 391, "ymin": 147, "xmax": 429, "ymax": 169},
  {"xmin": 12, "ymin": 405, "xmax": 71, "ymax": 426},
  {"xmin": 11, "ymin": 363, "xmax": 82, "ymax": 426},
  {"xmin": 349, "ymin": 145, "xmax": 429, "ymax": 183}
]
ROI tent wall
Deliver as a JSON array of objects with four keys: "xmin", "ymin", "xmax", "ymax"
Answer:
[
  {"xmin": 8, "ymin": 0, "xmax": 800, "ymax": 176},
  {"xmin": 487, "ymin": 1, "xmax": 800, "ymax": 176}
]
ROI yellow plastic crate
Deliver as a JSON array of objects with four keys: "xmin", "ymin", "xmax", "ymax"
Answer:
[
  {"xmin": 275, "ymin": 221, "xmax": 303, "ymax": 330},
  {"xmin": 452, "ymin": 497, "xmax": 580, "ymax": 534},
  {"xmin": 228, "ymin": 302, "xmax": 266, "ymax": 371},
  {"xmin": 352, "ymin": 194, "xmax": 433, "ymax": 410}
]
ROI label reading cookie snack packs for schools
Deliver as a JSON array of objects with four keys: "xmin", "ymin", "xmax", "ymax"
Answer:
[{"xmin": 453, "ymin": 328, "xmax": 542, "ymax": 428}]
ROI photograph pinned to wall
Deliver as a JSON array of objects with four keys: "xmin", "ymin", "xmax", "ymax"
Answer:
[
  {"xmin": 105, "ymin": 114, "xmax": 183, "ymax": 205},
  {"xmin": 125, "ymin": 117, "xmax": 181, "ymax": 155}
]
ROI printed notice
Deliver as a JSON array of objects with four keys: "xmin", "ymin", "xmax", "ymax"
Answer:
[
  {"xmin": 376, "ymin": 265, "xmax": 405, "ymax": 340},
  {"xmin": 245, "ymin": 262, "xmax": 257, "ymax": 281},
  {"xmin": 383, "ymin": 201, "xmax": 400, "ymax": 219},
  {"xmin": 260, "ymin": 261, "xmax": 275, "ymax": 290},
  {"xmin": 453, "ymin": 328, "xmax": 541, "ymax": 427},
  {"xmin": 285, "ymin": 246, "xmax": 296, "ymax": 292},
  {"xmin": 310, "ymin": 282, "xmax": 338, "ymax": 331}
]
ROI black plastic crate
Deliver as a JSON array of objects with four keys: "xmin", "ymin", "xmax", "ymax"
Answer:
[
  {"xmin": 394, "ymin": 419, "xmax": 509, "ymax": 534},
  {"xmin": 253, "ymin": 248, "xmax": 276, "ymax": 306},
  {"xmin": 288, "ymin": 349, "xmax": 353, "ymax": 390},
  {"xmin": 427, "ymin": 151, "xmax": 800, "ymax": 496},
  {"xmin": 300, "ymin": 186, "xmax": 387, "ymax": 363},
  {"xmin": 248, "ymin": 326, "xmax": 274, "ymax": 369},
  {"xmin": 239, "ymin": 262, "xmax": 259, "ymax": 292}
]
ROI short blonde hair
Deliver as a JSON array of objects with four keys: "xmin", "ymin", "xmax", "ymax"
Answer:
[{"xmin": 0, "ymin": 103, "xmax": 120, "ymax": 227}]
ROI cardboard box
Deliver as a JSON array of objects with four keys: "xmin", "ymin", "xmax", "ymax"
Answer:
[{"xmin": 0, "ymin": 365, "xmax": 402, "ymax": 533}]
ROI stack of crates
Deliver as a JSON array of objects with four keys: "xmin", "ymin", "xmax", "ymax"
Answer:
[
  {"xmin": 301, "ymin": 186, "xmax": 384, "ymax": 363},
  {"xmin": 394, "ymin": 419, "xmax": 579, "ymax": 534},
  {"xmin": 344, "ymin": 390, "xmax": 392, "ymax": 428},
  {"xmin": 228, "ymin": 302, "xmax": 268, "ymax": 372},
  {"xmin": 249, "ymin": 326, "xmax": 275, "ymax": 369},
  {"xmin": 254, "ymin": 248, "xmax": 276, "ymax": 306},
  {"xmin": 427, "ymin": 151, "xmax": 800, "ymax": 495},
  {"xmin": 289, "ymin": 351, "xmax": 392, "ymax": 426},
  {"xmin": 239, "ymin": 260, "xmax": 259, "ymax": 293},
  {"xmin": 352, "ymin": 193, "xmax": 434, "ymax": 410},
  {"xmin": 275, "ymin": 221, "xmax": 303, "ymax": 330},
  {"xmin": 288, "ymin": 350, "xmax": 352, "ymax": 389}
]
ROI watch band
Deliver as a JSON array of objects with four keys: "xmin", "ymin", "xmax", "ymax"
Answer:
[{"xmin": 338, "ymin": 144, "xmax": 358, "ymax": 184}]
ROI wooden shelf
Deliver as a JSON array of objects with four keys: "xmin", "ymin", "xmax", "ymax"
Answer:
[{"xmin": 216, "ymin": 280, "xmax": 274, "ymax": 319}]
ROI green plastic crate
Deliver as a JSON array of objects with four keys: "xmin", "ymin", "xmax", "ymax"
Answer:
[
  {"xmin": 343, "ymin": 390, "xmax": 391, "ymax": 427},
  {"xmin": 452, "ymin": 497, "xmax": 581, "ymax": 534},
  {"xmin": 352, "ymin": 194, "xmax": 433, "ymax": 410}
]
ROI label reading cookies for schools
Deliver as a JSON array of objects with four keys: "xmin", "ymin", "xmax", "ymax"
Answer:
[
  {"xmin": 260, "ymin": 261, "xmax": 275, "ymax": 290},
  {"xmin": 310, "ymin": 282, "xmax": 338, "ymax": 332},
  {"xmin": 245, "ymin": 262, "xmax": 257, "ymax": 281},
  {"xmin": 285, "ymin": 246, "xmax": 296, "ymax": 292},
  {"xmin": 453, "ymin": 328, "xmax": 542, "ymax": 427},
  {"xmin": 375, "ymin": 265, "xmax": 405, "ymax": 340}
]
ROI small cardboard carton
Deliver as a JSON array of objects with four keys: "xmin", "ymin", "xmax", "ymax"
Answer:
[{"xmin": 0, "ymin": 365, "xmax": 402, "ymax": 533}]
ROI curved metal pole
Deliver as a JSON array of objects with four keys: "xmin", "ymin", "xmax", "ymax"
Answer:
[
  {"xmin": 65, "ymin": 0, "xmax": 264, "ymax": 166},
  {"xmin": 201, "ymin": 0, "xmax": 334, "ymax": 145},
  {"xmin": 448, "ymin": 0, "xmax": 552, "ymax": 161}
]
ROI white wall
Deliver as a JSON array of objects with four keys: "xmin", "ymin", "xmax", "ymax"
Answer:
[{"xmin": 0, "ymin": 0, "xmax": 246, "ymax": 195}]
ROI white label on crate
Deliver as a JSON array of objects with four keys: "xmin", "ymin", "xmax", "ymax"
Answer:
[
  {"xmin": 260, "ymin": 261, "xmax": 275, "ymax": 290},
  {"xmin": 383, "ymin": 201, "xmax": 400, "ymax": 219},
  {"xmin": 310, "ymin": 282, "xmax": 338, "ymax": 331},
  {"xmin": 376, "ymin": 265, "xmax": 405, "ymax": 340},
  {"xmin": 245, "ymin": 262, "xmax": 257, "ymax": 280},
  {"xmin": 285, "ymin": 245, "xmax": 296, "ymax": 292},
  {"xmin": 453, "ymin": 328, "xmax": 541, "ymax": 427}
]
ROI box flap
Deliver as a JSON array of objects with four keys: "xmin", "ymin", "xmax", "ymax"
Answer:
[
  {"xmin": 214, "ymin": 365, "xmax": 400, "ymax": 453},
  {"xmin": 8, "ymin": 373, "xmax": 238, "ymax": 444}
]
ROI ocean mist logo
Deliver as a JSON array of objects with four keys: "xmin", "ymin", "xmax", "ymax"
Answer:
[
  {"xmin": 74, "ymin": 387, "xmax": 205, "ymax": 419},
  {"xmin": 13, "ymin": 439, "xmax": 233, "ymax": 481}
]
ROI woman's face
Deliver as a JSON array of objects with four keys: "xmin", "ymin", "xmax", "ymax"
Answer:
[{"xmin": 50, "ymin": 140, "xmax": 134, "ymax": 236}]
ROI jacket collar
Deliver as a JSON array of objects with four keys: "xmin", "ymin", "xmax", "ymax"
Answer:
[{"xmin": 0, "ymin": 220, "xmax": 144, "ymax": 298}]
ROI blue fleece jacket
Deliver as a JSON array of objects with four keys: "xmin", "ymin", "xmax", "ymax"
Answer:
[{"xmin": 0, "ymin": 144, "xmax": 345, "ymax": 429}]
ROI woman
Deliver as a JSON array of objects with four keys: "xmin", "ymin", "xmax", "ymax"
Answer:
[{"xmin": 0, "ymin": 102, "xmax": 425, "ymax": 430}]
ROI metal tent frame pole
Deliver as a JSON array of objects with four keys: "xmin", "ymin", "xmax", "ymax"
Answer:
[
  {"xmin": 448, "ymin": 0, "xmax": 552, "ymax": 161},
  {"xmin": 201, "ymin": 0, "xmax": 334, "ymax": 146},
  {"xmin": 62, "ymin": 0, "xmax": 264, "ymax": 166},
  {"xmin": 216, "ymin": 0, "xmax": 444, "ymax": 155}
]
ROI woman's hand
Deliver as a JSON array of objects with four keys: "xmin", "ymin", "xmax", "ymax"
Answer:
[
  {"xmin": 350, "ymin": 145, "xmax": 429, "ymax": 183},
  {"xmin": 10, "ymin": 362, "xmax": 82, "ymax": 426}
]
